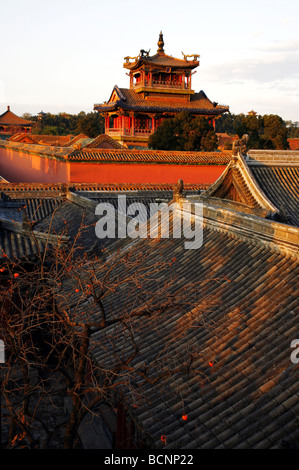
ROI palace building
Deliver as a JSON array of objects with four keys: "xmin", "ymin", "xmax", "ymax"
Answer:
[
  {"xmin": 0, "ymin": 106, "xmax": 34, "ymax": 139},
  {"xmin": 94, "ymin": 32, "xmax": 229, "ymax": 148}
]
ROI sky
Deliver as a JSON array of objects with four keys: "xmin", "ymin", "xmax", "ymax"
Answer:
[{"xmin": 1, "ymin": 0, "xmax": 298, "ymax": 122}]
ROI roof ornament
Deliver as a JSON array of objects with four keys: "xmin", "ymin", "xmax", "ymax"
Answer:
[
  {"xmin": 173, "ymin": 179, "xmax": 184, "ymax": 201},
  {"xmin": 157, "ymin": 31, "xmax": 165, "ymax": 53},
  {"xmin": 140, "ymin": 49, "xmax": 150, "ymax": 57},
  {"xmin": 124, "ymin": 55, "xmax": 139, "ymax": 63},
  {"xmin": 232, "ymin": 134, "xmax": 249, "ymax": 156},
  {"xmin": 181, "ymin": 52, "xmax": 200, "ymax": 61},
  {"xmin": 265, "ymin": 205, "xmax": 291, "ymax": 223}
]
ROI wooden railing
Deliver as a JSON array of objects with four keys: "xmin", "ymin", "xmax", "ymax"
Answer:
[
  {"xmin": 106, "ymin": 128, "xmax": 154, "ymax": 136},
  {"xmin": 133, "ymin": 80, "xmax": 187, "ymax": 89},
  {"xmin": 152, "ymin": 80, "xmax": 184, "ymax": 88}
]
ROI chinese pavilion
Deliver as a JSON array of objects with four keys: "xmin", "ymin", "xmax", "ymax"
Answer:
[
  {"xmin": 0, "ymin": 106, "xmax": 34, "ymax": 139},
  {"xmin": 94, "ymin": 32, "xmax": 229, "ymax": 147}
]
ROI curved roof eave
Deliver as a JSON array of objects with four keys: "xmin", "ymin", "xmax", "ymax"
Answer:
[{"xmin": 95, "ymin": 102, "xmax": 228, "ymax": 116}]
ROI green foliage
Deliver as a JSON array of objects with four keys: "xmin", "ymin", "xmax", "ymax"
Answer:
[
  {"xmin": 148, "ymin": 112, "xmax": 218, "ymax": 151},
  {"xmin": 21, "ymin": 112, "xmax": 33, "ymax": 121},
  {"xmin": 75, "ymin": 112, "xmax": 105, "ymax": 137},
  {"xmin": 262, "ymin": 114, "xmax": 289, "ymax": 149},
  {"xmin": 31, "ymin": 111, "xmax": 104, "ymax": 138},
  {"xmin": 285, "ymin": 121, "xmax": 299, "ymax": 138},
  {"xmin": 42, "ymin": 126, "xmax": 60, "ymax": 135},
  {"xmin": 215, "ymin": 112, "xmax": 290, "ymax": 150}
]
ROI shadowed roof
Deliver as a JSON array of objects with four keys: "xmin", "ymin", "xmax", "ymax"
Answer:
[
  {"xmin": 61, "ymin": 196, "xmax": 299, "ymax": 449},
  {"xmin": 0, "ymin": 183, "xmax": 204, "ymax": 260},
  {"xmin": 247, "ymin": 151, "xmax": 299, "ymax": 226},
  {"xmin": 200, "ymin": 150, "xmax": 299, "ymax": 226},
  {"xmin": 1, "ymin": 173, "xmax": 298, "ymax": 448}
]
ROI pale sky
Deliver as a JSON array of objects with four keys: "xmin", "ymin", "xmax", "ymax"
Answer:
[{"xmin": 1, "ymin": 0, "xmax": 298, "ymax": 122}]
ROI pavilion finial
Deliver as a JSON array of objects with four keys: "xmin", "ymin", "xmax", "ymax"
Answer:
[{"xmin": 157, "ymin": 31, "xmax": 164, "ymax": 53}]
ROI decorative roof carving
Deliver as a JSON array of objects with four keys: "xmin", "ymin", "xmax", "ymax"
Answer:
[
  {"xmin": 123, "ymin": 33, "xmax": 200, "ymax": 70},
  {"xmin": 232, "ymin": 134, "xmax": 249, "ymax": 156},
  {"xmin": 181, "ymin": 52, "xmax": 200, "ymax": 61}
]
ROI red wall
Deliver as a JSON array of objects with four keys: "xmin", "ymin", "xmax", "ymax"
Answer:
[
  {"xmin": 69, "ymin": 162, "xmax": 225, "ymax": 185},
  {"xmin": 0, "ymin": 147, "xmax": 225, "ymax": 185},
  {"xmin": 0, "ymin": 148, "xmax": 70, "ymax": 183}
]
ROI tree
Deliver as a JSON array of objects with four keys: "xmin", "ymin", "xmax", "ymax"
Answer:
[
  {"xmin": 148, "ymin": 112, "xmax": 218, "ymax": 151},
  {"xmin": 262, "ymin": 114, "xmax": 289, "ymax": 149},
  {"xmin": 75, "ymin": 112, "xmax": 105, "ymax": 137},
  {"xmin": 29, "ymin": 112, "xmax": 104, "ymax": 138},
  {"xmin": 286, "ymin": 121, "xmax": 299, "ymax": 138},
  {"xmin": 21, "ymin": 113, "xmax": 33, "ymax": 121},
  {"xmin": 215, "ymin": 112, "xmax": 290, "ymax": 150},
  {"xmin": 0, "ymin": 218, "xmax": 215, "ymax": 449},
  {"xmin": 241, "ymin": 114, "xmax": 264, "ymax": 149}
]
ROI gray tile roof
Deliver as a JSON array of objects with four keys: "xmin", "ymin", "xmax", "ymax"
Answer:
[
  {"xmin": 0, "ymin": 185, "xmax": 194, "ymax": 260},
  {"xmin": 249, "ymin": 165, "xmax": 299, "ymax": 226},
  {"xmin": 200, "ymin": 151, "xmax": 299, "ymax": 227},
  {"xmin": 60, "ymin": 200, "xmax": 299, "ymax": 449},
  {"xmin": 1, "ymin": 178, "xmax": 298, "ymax": 449}
]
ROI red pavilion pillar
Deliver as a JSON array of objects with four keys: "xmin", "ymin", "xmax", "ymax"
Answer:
[
  {"xmin": 151, "ymin": 116, "xmax": 155, "ymax": 133},
  {"xmin": 130, "ymin": 113, "xmax": 135, "ymax": 136}
]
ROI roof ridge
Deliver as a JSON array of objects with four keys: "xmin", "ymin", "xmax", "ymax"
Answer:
[
  {"xmin": 69, "ymin": 147, "xmax": 231, "ymax": 156},
  {"xmin": 196, "ymin": 200, "xmax": 299, "ymax": 257}
]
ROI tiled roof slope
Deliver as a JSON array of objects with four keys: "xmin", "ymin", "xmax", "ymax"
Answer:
[
  {"xmin": 247, "ymin": 151, "xmax": 299, "ymax": 227},
  {"xmin": 83, "ymin": 134, "xmax": 126, "ymax": 150},
  {"xmin": 0, "ymin": 185, "xmax": 204, "ymax": 260},
  {"xmin": 62, "ymin": 201, "xmax": 299, "ymax": 449},
  {"xmin": 200, "ymin": 151, "xmax": 299, "ymax": 227},
  {"xmin": 95, "ymin": 87, "xmax": 228, "ymax": 116},
  {"xmin": 31, "ymin": 189, "xmax": 203, "ymax": 252},
  {"xmin": 0, "ymin": 187, "xmax": 68, "ymax": 261},
  {"xmin": 0, "ymin": 108, "xmax": 34, "ymax": 126},
  {"xmin": 61, "ymin": 134, "xmax": 89, "ymax": 147},
  {"xmin": 0, "ymin": 207, "xmax": 69, "ymax": 261},
  {"xmin": 0, "ymin": 184, "xmax": 67, "ymax": 223},
  {"xmin": 7, "ymin": 133, "xmax": 113, "ymax": 149},
  {"xmin": 32, "ymin": 196, "xmax": 101, "ymax": 254},
  {"xmin": 8, "ymin": 134, "xmax": 40, "ymax": 144},
  {"xmin": 8, "ymin": 134, "xmax": 75, "ymax": 146},
  {"xmin": 0, "ymin": 224, "xmax": 58, "ymax": 261}
]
